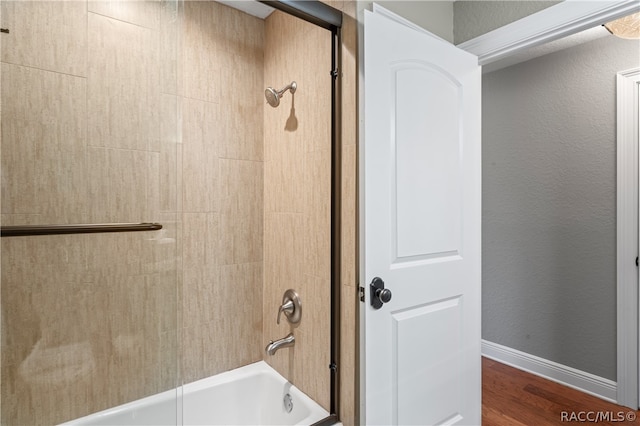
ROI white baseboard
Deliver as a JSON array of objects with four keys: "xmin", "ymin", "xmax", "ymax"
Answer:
[{"xmin": 482, "ymin": 340, "xmax": 617, "ymax": 403}]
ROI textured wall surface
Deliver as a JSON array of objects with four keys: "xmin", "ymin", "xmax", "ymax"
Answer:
[
  {"xmin": 1, "ymin": 1, "xmax": 267, "ymax": 423},
  {"xmin": 1, "ymin": 1, "xmax": 351, "ymax": 424},
  {"xmin": 179, "ymin": 0, "xmax": 265, "ymax": 385},
  {"xmin": 483, "ymin": 34, "xmax": 640, "ymax": 380},
  {"xmin": 454, "ymin": 1, "xmax": 561, "ymax": 44},
  {"xmin": 359, "ymin": 0, "xmax": 454, "ymax": 43},
  {"xmin": 262, "ymin": 9, "xmax": 333, "ymax": 411},
  {"xmin": 1, "ymin": 1, "xmax": 180, "ymax": 424}
]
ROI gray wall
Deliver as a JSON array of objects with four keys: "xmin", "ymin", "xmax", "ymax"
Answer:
[
  {"xmin": 359, "ymin": 1, "xmax": 454, "ymax": 43},
  {"xmin": 482, "ymin": 34, "xmax": 640, "ymax": 381},
  {"xmin": 454, "ymin": 1, "xmax": 560, "ymax": 44}
]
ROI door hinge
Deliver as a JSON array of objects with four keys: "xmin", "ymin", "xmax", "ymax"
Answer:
[
  {"xmin": 359, "ymin": 286, "xmax": 365, "ymax": 303},
  {"xmin": 329, "ymin": 362, "xmax": 337, "ymax": 372},
  {"xmin": 636, "ymin": 256, "xmax": 638, "ymax": 267},
  {"xmin": 330, "ymin": 68, "xmax": 339, "ymax": 79}
]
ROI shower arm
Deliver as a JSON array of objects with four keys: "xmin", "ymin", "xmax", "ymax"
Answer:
[{"xmin": 275, "ymin": 81, "xmax": 297, "ymax": 98}]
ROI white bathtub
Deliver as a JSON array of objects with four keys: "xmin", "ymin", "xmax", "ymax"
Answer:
[{"xmin": 63, "ymin": 361, "xmax": 330, "ymax": 426}]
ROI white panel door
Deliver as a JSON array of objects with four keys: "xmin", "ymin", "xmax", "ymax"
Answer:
[{"xmin": 362, "ymin": 7, "xmax": 481, "ymax": 425}]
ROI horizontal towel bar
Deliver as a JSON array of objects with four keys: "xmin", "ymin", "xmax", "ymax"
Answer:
[{"xmin": 1, "ymin": 222, "xmax": 163, "ymax": 237}]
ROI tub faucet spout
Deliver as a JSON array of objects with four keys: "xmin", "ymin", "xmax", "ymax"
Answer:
[{"xmin": 265, "ymin": 333, "xmax": 295, "ymax": 356}]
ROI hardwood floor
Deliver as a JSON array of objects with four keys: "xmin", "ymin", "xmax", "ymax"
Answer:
[{"xmin": 483, "ymin": 357, "xmax": 640, "ymax": 425}]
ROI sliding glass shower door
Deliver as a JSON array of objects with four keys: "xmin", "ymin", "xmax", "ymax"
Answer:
[{"xmin": 0, "ymin": 1, "xmax": 181, "ymax": 424}]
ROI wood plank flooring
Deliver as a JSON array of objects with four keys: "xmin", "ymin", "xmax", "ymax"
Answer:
[{"xmin": 483, "ymin": 357, "xmax": 640, "ymax": 425}]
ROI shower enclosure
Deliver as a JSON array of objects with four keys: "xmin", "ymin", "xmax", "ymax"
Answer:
[{"xmin": 0, "ymin": 0, "xmax": 342, "ymax": 424}]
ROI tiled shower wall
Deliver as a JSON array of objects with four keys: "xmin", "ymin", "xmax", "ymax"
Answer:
[
  {"xmin": 262, "ymin": 10, "xmax": 333, "ymax": 412},
  {"xmin": 0, "ymin": 1, "xmax": 181, "ymax": 424},
  {"xmin": 0, "ymin": 1, "xmax": 350, "ymax": 424},
  {"xmin": 179, "ymin": 0, "xmax": 265, "ymax": 384},
  {"xmin": 0, "ymin": 0, "xmax": 266, "ymax": 424},
  {"xmin": 0, "ymin": 0, "xmax": 346, "ymax": 424}
]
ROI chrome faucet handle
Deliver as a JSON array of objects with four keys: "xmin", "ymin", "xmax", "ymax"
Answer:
[
  {"xmin": 276, "ymin": 289, "xmax": 301, "ymax": 325},
  {"xmin": 277, "ymin": 300, "xmax": 294, "ymax": 324}
]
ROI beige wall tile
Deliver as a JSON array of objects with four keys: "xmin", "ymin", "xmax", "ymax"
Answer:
[
  {"xmin": 1, "ymin": 1, "xmax": 87, "ymax": 76},
  {"xmin": 1, "ymin": 235, "xmax": 87, "ymax": 281},
  {"xmin": 159, "ymin": 94, "xmax": 179, "ymax": 212},
  {"xmin": 294, "ymin": 275, "xmax": 331, "ymax": 410},
  {"xmin": 299, "ymin": 26, "xmax": 332, "ymax": 154},
  {"xmin": 1, "ymin": 233, "xmax": 178, "ymax": 425},
  {"xmin": 1, "ymin": 63, "xmax": 87, "ymax": 223},
  {"xmin": 182, "ymin": 213, "xmax": 218, "ymax": 272},
  {"xmin": 340, "ymin": 284, "xmax": 358, "ymax": 426},
  {"xmin": 263, "ymin": 271, "xmax": 331, "ymax": 410},
  {"xmin": 263, "ymin": 213, "xmax": 304, "ymax": 295},
  {"xmin": 182, "ymin": 263, "xmax": 261, "ymax": 382},
  {"xmin": 160, "ymin": 0, "xmax": 181, "ymax": 95},
  {"xmin": 181, "ymin": 98, "xmax": 219, "ymax": 213},
  {"xmin": 85, "ymin": 147, "xmax": 111, "ymax": 222},
  {"xmin": 86, "ymin": 147, "xmax": 150, "ymax": 223},
  {"xmin": 341, "ymin": 144, "xmax": 357, "ymax": 288},
  {"xmin": 337, "ymin": 153, "xmax": 357, "ymax": 426},
  {"xmin": 263, "ymin": 72, "xmax": 305, "ymax": 214},
  {"xmin": 219, "ymin": 53, "xmax": 264, "ymax": 162},
  {"xmin": 321, "ymin": 0, "xmax": 346, "ymax": 12},
  {"xmin": 2, "ymin": 349, "xmax": 97, "ymax": 425},
  {"xmin": 182, "ymin": 1, "xmax": 221, "ymax": 103},
  {"xmin": 337, "ymin": 3, "xmax": 359, "ymax": 423},
  {"xmin": 180, "ymin": 96, "xmax": 218, "ymax": 149},
  {"xmin": 87, "ymin": 13, "xmax": 160, "ymax": 151},
  {"xmin": 145, "ymin": 270, "xmax": 180, "ymax": 333},
  {"xmin": 145, "ymin": 211, "xmax": 180, "ymax": 276},
  {"xmin": 102, "ymin": 231, "xmax": 152, "ymax": 277},
  {"xmin": 0, "ymin": 1, "xmax": 360, "ymax": 424},
  {"xmin": 1, "ymin": 1, "xmax": 182, "ymax": 424},
  {"xmin": 182, "ymin": 266, "xmax": 219, "ymax": 329},
  {"xmin": 0, "ymin": 214, "xmax": 42, "ymax": 226},
  {"xmin": 218, "ymin": 159, "xmax": 263, "ymax": 265},
  {"xmin": 341, "ymin": 14, "xmax": 358, "ymax": 149},
  {"xmin": 264, "ymin": 142, "xmax": 305, "ymax": 213},
  {"xmin": 149, "ymin": 151, "xmax": 161, "ymax": 217},
  {"xmin": 264, "ymin": 8, "xmax": 306, "ymax": 68},
  {"xmin": 181, "ymin": 321, "xmax": 219, "ymax": 384},
  {"xmin": 213, "ymin": 2, "xmax": 264, "ymax": 59},
  {"xmin": 159, "ymin": 328, "xmax": 180, "ymax": 389},
  {"xmin": 180, "ymin": 0, "xmax": 266, "ymax": 390},
  {"xmin": 263, "ymin": 8, "xmax": 334, "ymax": 414},
  {"xmin": 262, "ymin": 212, "xmax": 305, "ymax": 381},
  {"xmin": 218, "ymin": 262, "xmax": 263, "ymax": 357},
  {"xmin": 304, "ymin": 148, "xmax": 332, "ymax": 280},
  {"xmin": 343, "ymin": 0, "xmax": 357, "ymax": 19},
  {"xmin": 176, "ymin": 143, "xmax": 184, "ymax": 215},
  {"xmin": 88, "ymin": 0, "xmax": 161, "ymax": 29}
]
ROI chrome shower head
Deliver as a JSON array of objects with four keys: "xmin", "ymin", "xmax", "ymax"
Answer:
[
  {"xmin": 265, "ymin": 81, "xmax": 297, "ymax": 107},
  {"xmin": 265, "ymin": 87, "xmax": 280, "ymax": 107}
]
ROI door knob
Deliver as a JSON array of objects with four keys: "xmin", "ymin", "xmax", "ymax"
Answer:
[{"xmin": 370, "ymin": 277, "xmax": 392, "ymax": 309}]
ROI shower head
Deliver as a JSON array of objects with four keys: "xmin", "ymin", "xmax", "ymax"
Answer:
[
  {"xmin": 265, "ymin": 81, "xmax": 297, "ymax": 107},
  {"xmin": 265, "ymin": 87, "xmax": 280, "ymax": 107}
]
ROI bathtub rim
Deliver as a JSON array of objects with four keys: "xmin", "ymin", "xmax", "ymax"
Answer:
[{"xmin": 60, "ymin": 360, "xmax": 330, "ymax": 426}]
